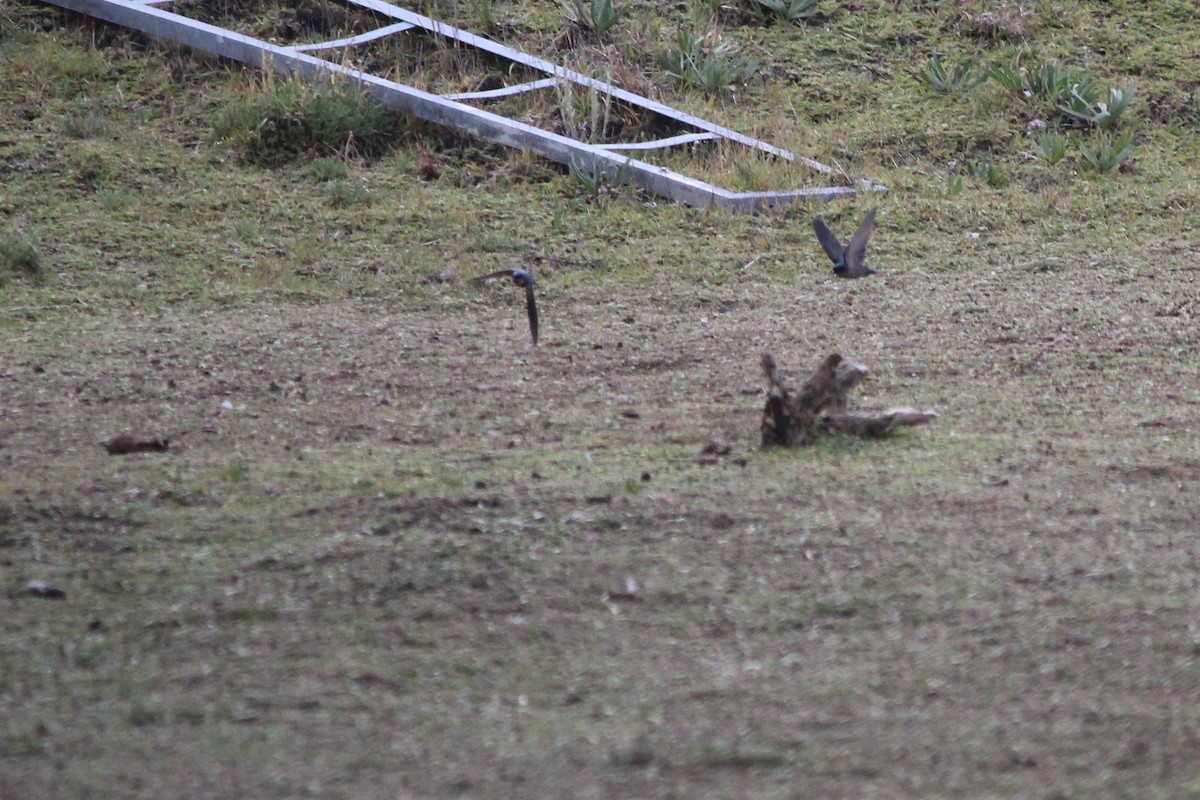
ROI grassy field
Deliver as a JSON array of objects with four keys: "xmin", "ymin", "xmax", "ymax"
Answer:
[{"xmin": 3, "ymin": 0, "xmax": 1200, "ymax": 797}]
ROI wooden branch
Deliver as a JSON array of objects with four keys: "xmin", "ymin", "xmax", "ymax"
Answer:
[
  {"xmin": 760, "ymin": 353, "xmax": 791, "ymax": 448},
  {"xmin": 820, "ymin": 407, "xmax": 939, "ymax": 437},
  {"xmin": 830, "ymin": 358, "xmax": 869, "ymax": 414},
  {"xmin": 761, "ymin": 352, "xmax": 842, "ymax": 447},
  {"xmin": 103, "ymin": 434, "xmax": 171, "ymax": 455},
  {"xmin": 759, "ymin": 353, "xmax": 936, "ymax": 447}
]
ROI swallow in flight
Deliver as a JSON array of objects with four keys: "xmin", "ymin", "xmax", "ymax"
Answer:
[
  {"xmin": 472, "ymin": 268, "xmax": 539, "ymax": 344},
  {"xmin": 812, "ymin": 208, "xmax": 878, "ymax": 279}
]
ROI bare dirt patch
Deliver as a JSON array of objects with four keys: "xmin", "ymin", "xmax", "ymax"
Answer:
[
  {"xmin": 5, "ymin": 263, "xmax": 1200, "ymax": 798},
  {"xmin": 4, "ymin": 3, "xmax": 1200, "ymax": 797}
]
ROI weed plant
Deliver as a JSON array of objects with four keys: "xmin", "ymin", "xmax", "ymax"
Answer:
[
  {"xmin": 1031, "ymin": 131, "xmax": 1067, "ymax": 165},
  {"xmin": 1079, "ymin": 130, "xmax": 1134, "ymax": 174},
  {"xmin": 658, "ymin": 27, "xmax": 762, "ymax": 95},
  {"xmin": 555, "ymin": 79, "xmax": 615, "ymax": 143},
  {"xmin": 61, "ymin": 111, "xmax": 112, "ymax": 139},
  {"xmin": 471, "ymin": 0, "xmax": 497, "ymax": 29},
  {"xmin": 566, "ymin": 157, "xmax": 626, "ymax": 201},
  {"xmin": 323, "ymin": 179, "xmax": 371, "ymax": 207},
  {"xmin": 943, "ymin": 172, "xmax": 964, "ymax": 196},
  {"xmin": 922, "ymin": 54, "xmax": 986, "ymax": 94},
  {"xmin": 1024, "ymin": 60, "xmax": 1075, "ymax": 101},
  {"xmin": 97, "ymin": 186, "xmax": 137, "ymax": 211},
  {"xmin": 966, "ymin": 160, "xmax": 1007, "ymax": 187},
  {"xmin": 0, "ymin": 231, "xmax": 43, "ymax": 285},
  {"xmin": 310, "ymin": 157, "xmax": 350, "ymax": 182},
  {"xmin": 211, "ymin": 77, "xmax": 402, "ymax": 165},
  {"xmin": 753, "ymin": 0, "xmax": 819, "ymax": 25},
  {"xmin": 1059, "ymin": 84, "xmax": 1136, "ymax": 130},
  {"xmin": 943, "ymin": 55, "xmax": 1139, "ymax": 177},
  {"xmin": 561, "ymin": 0, "xmax": 623, "ymax": 41},
  {"xmin": 985, "ymin": 59, "xmax": 1136, "ymax": 131},
  {"xmin": 234, "ymin": 219, "xmax": 261, "ymax": 242},
  {"xmin": 985, "ymin": 62, "xmax": 1021, "ymax": 94}
]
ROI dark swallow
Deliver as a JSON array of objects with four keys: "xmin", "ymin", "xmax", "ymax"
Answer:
[
  {"xmin": 472, "ymin": 268, "xmax": 539, "ymax": 344},
  {"xmin": 812, "ymin": 207, "xmax": 878, "ymax": 279}
]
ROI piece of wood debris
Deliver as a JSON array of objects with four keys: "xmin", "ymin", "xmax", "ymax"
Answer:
[
  {"xmin": 820, "ymin": 407, "xmax": 940, "ymax": 437},
  {"xmin": 103, "ymin": 434, "xmax": 170, "ymax": 455},
  {"xmin": 697, "ymin": 440, "xmax": 733, "ymax": 465},
  {"xmin": 13, "ymin": 580, "xmax": 67, "ymax": 600},
  {"xmin": 760, "ymin": 352, "xmax": 937, "ymax": 447}
]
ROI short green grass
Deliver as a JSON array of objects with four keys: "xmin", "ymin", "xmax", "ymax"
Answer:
[{"xmin": 3, "ymin": 1, "xmax": 1200, "ymax": 798}]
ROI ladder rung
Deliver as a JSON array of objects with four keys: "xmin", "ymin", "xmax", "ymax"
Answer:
[
  {"xmin": 286, "ymin": 21, "xmax": 415, "ymax": 53},
  {"xmin": 442, "ymin": 78, "xmax": 558, "ymax": 101},
  {"xmin": 596, "ymin": 132, "xmax": 719, "ymax": 152}
]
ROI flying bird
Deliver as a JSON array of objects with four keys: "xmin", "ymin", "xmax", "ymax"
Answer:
[
  {"xmin": 472, "ymin": 268, "xmax": 539, "ymax": 344},
  {"xmin": 812, "ymin": 207, "xmax": 878, "ymax": 279}
]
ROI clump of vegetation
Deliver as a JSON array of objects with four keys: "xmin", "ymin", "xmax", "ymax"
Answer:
[
  {"xmin": 310, "ymin": 157, "xmax": 349, "ymax": 182},
  {"xmin": 0, "ymin": 231, "xmax": 45, "ymax": 285},
  {"xmin": 560, "ymin": 0, "xmax": 623, "ymax": 41},
  {"xmin": 566, "ymin": 157, "xmax": 628, "ymax": 203},
  {"xmin": 1059, "ymin": 83, "xmax": 1136, "ymax": 130},
  {"xmin": 1021, "ymin": 60, "xmax": 1076, "ymax": 102},
  {"xmin": 658, "ymin": 27, "xmax": 762, "ymax": 95},
  {"xmin": 930, "ymin": 54, "xmax": 1138, "ymax": 182},
  {"xmin": 753, "ymin": 0, "xmax": 819, "ymax": 25},
  {"xmin": 470, "ymin": 0, "xmax": 498, "ymax": 29},
  {"xmin": 554, "ymin": 79, "xmax": 615, "ymax": 143},
  {"xmin": 60, "ymin": 110, "xmax": 113, "ymax": 140},
  {"xmin": 323, "ymin": 179, "xmax": 371, "ymax": 207},
  {"xmin": 1079, "ymin": 130, "xmax": 1135, "ymax": 174},
  {"xmin": 942, "ymin": 172, "xmax": 964, "ymax": 197},
  {"xmin": 211, "ymin": 77, "xmax": 401, "ymax": 165},
  {"xmin": 987, "ymin": 59, "xmax": 1136, "ymax": 131},
  {"xmin": 985, "ymin": 62, "xmax": 1025, "ymax": 95},
  {"xmin": 234, "ymin": 219, "xmax": 260, "ymax": 242},
  {"xmin": 922, "ymin": 54, "xmax": 987, "ymax": 94},
  {"xmin": 1031, "ymin": 131, "xmax": 1067, "ymax": 165},
  {"xmin": 966, "ymin": 159, "xmax": 1007, "ymax": 187},
  {"xmin": 97, "ymin": 186, "xmax": 136, "ymax": 212}
]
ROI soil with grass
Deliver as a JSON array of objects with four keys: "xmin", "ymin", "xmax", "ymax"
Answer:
[{"xmin": 3, "ymin": 2, "xmax": 1200, "ymax": 798}]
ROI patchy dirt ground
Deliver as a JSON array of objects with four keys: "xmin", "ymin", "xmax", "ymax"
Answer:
[
  {"xmin": 5, "ymin": 256, "xmax": 1200, "ymax": 798},
  {"xmin": 5, "ymin": 1, "xmax": 1200, "ymax": 797}
]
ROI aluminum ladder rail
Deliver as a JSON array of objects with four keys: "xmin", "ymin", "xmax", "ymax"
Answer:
[{"xmin": 47, "ymin": 0, "xmax": 885, "ymax": 211}]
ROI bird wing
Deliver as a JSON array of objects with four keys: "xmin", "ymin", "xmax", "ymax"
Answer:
[
  {"xmin": 811, "ymin": 218, "xmax": 845, "ymax": 265},
  {"xmin": 843, "ymin": 208, "xmax": 877, "ymax": 277},
  {"xmin": 524, "ymin": 281, "xmax": 539, "ymax": 345},
  {"xmin": 475, "ymin": 268, "xmax": 538, "ymax": 344},
  {"xmin": 471, "ymin": 269, "xmax": 516, "ymax": 283}
]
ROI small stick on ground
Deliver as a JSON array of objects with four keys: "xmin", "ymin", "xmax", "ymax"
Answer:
[{"xmin": 103, "ymin": 434, "xmax": 171, "ymax": 455}]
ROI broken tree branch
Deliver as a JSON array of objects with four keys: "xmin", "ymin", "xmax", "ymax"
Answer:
[{"xmin": 759, "ymin": 352, "xmax": 937, "ymax": 448}]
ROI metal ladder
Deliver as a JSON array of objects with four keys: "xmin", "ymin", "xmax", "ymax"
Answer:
[{"xmin": 47, "ymin": 0, "xmax": 886, "ymax": 211}]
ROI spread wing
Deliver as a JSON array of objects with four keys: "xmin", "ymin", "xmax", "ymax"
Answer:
[
  {"xmin": 812, "ymin": 217, "xmax": 845, "ymax": 266},
  {"xmin": 843, "ymin": 208, "xmax": 877, "ymax": 277},
  {"xmin": 474, "ymin": 268, "xmax": 538, "ymax": 344},
  {"xmin": 524, "ymin": 281, "xmax": 539, "ymax": 345},
  {"xmin": 471, "ymin": 269, "xmax": 517, "ymax": 283}
]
